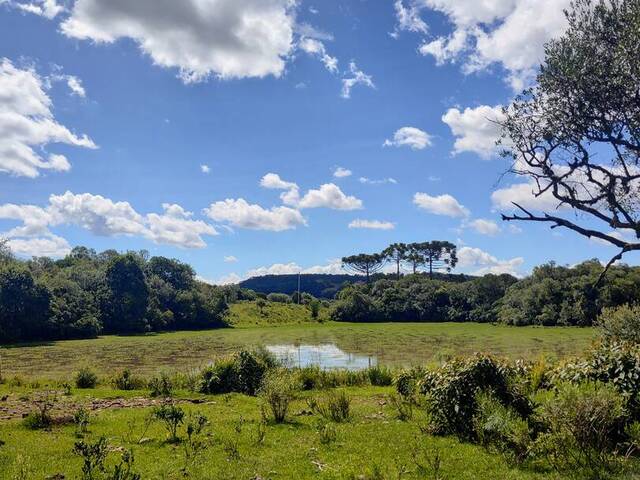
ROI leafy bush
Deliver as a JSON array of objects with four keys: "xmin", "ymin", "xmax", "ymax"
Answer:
[
  {"xmin": 153, "ymin": 403, "xmax": 185, "ymax": 443},
  {"xmin": 308, "ymin": 390, "xmax": 351, "ymax": 423},
  {"xmin": 113, "ymin": 369, "xmax": 144, "ymax": 391},
  {"xmin": 532, "ymin": 382, "xmax": 627, "ymax": 479},
  {"xmin": 394, "ymin": 367, "xmax": 426, "ymax": 399},
  {"xmin": 596, "ymin": 305, "xmax": 640, "ymax": 345},
  {"xmin": 148, "ymin": 372, "xmax": 174, "ymax": 397},
  {"xmin": 473, "ymin": 392, "xmax": 532, "ymax": 464},
  {"xmin": 198, "ymin": 349, "xmax": 276, "ymax": 395},
  {"xmin": 75, "ymin": 367, "xmax": 98, "ymax": 389},
  {"xmin": 266, "ymin": 293, "xmax": 291, "ymax": 303},
  {"xmin": 73, "ymin": 407, "xmax": 90, "ymax": 437},
  {"xmin": 420, "ymin": 354, "xmax": 531, "ymax": 439},
  {"xmin": 260, "ymin": 370, "xmax": 298, "ymax": 423},
  {"xmin": 553, "ymin": 343, "xmax": 640, "ymax": 416}
]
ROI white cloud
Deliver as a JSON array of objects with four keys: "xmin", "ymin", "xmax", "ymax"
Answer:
[
  {"xmin": 8, "ymin": 0, "xmax": 64, "ymax": 19},
  {"xmin": 348, "ymin": 219, "xmax": 395, "ymax": 230},
  {"xmin": 224, "ymin": 255, "xmax": 238, "ymax": 263},
  {"xmin": 359, "ymin": 177, "xmax": 397, "ymax": 185},
  {"xmin": 491, "ymin": 181, "xmax": 563, "ymax": 212},
  {"xmin": 203, "ymin": 198, "xmax": 306, "ymax": 231},
  {"xmin": 413, "ymin": 192, "xmax": 470, "ymax": 218},
  {"xmin": 384, "ymin": 126, "xmax": 432, "ymax": 150},
  {"xmin": 392, "ymin": 0, "xmax": 428, "ymax": 36},
  {"xmin": 467, "ymin": 218, "xmax": 500, "ymax": 236},
  {"xmin": 395, "ymin": 0, "xmax": 570, "ymax": 90},
  {"xmin": 458, "ymin": 246, "xmax": 524, "ymax": 276},
  {"xmin": 0, "ymin": 192, "xmax": 218, "ymax": 252},
  {"xmin": 341, "ymin": 62, "xmax": 374, "ymax": 99},
  {"xmin": 0, "ymin": 58, "xmax": 96, "ymax": 178},
  {"xmin": 212, "ymin": 272, "xmax": 243, "ymax": 285},
  {"xmin": 442, "ymin": 105, "xmax": 505, "ymax": 158},
  {"xmin": 200, "ymin": 164, "xmax": 210, "ymax": 174},
  {"xmin": 60, "ymin": 0, "xmax": 297, "ymax": 82},
  {"xmin": 284, "ymin": 183, "xmax": 363, "ymax": 210},
  {"xmin": 333, "ymin": 167, "xmax": 352, "ymax": 178},
  {"xmin": 6, "ymin": 232, "xmax": 71, "ymax": 258},
  {"xmin": 217, "ymin": 258, "xmax": 344, "ymax": 284},
  {"xmin": 299, "ymin": 37, "xmax": 338, "ymax": 73},
  {"xmin": 260, "ymin": 172, "xmax": 298, "ymax": 190}
]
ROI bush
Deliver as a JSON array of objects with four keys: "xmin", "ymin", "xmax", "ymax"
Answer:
[
  {"xmin": 74, "ymin": 367, "xmax": 98, "ymax": 389},
  {"xmin": 473, "ymin": 392, "xmax": 532, "ymax": 464},
  {"xmin": 260, "ymin": 370, "xmax": 298, "ymax": 423},
  {"xmin": 533, "ymin": 382, "xmax": 627, "ymax": 479},
  {"xmin": 153, "ymin": 403, "xmax": 185, "ymax": 443},
  {"xmin": 266, "ymin": 293, "xmax": 291, "ymax": 303},
  {"xmin": 420, "ymin": 354, "xmax": 531, "ymax": 439},
  {"xmin": 113, "ymin": 369, "xmax": 144, "ymax": 391},
  {"xmin": 394, "ymin": 367, "xmax": 425, "ymax": 399},
  {"xmin": 308, "ymin": 390, "xmax": 351, "ymax": 423},
  {"xmin": 554, "ymin": 343, "xmax": 640, "ymax": 417},
  {"xmin": 198, "ymin": 349, "xmax": 276, "ymax": 395},
  {"xmin": 148, "ymin": 372, "xmax": 174, "ymax": 397},
  {"xmin": 596, "ymin": 304, "xmax": 640, "ymax": 345},
  {"xmin": 367, "ymin": 365, "xmax": 393, "ymax": 386}
]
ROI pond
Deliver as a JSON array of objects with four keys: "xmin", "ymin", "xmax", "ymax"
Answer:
[{"xmin": 265, "ymin": 343, "xmax": 378, "ymax": 370}]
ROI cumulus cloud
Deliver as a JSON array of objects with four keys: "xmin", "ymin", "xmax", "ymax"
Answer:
[
  {"xmin": 413, "ymin": 192, "xmax": 470, "ymax": 218},
  {"xmin": 7, "ymin": 0, "xmax": 64, "ymax": 19},
  {"xmin": 341, "ymin": 62, "xmax": 374, "ymax": 99},
  {"xmin": 0, "ymin": 192, "xmax": 218, "ymax": 255},
  {"xmin": 491, "ymin": 181, "xmax": 563, "ymax": 212},
  {"xmin": 260, "ymin": 172, "xmax": 298, "ymax": 190},
  {"xmin": 348, "ymin": 219, "xmax": 395, "ymax": 230},
  {"xmin": 284, "ymin": 183, "xmax": 363, "ymax": 210},
  {"xmin": 333, "ymin": 167, "xmax": 352, "ymax": 178},
  {"xmin": 467, "ymin": 218, "xmax": 500, "ymax": 236},
  {"xmin": 200, "ymin": 164, "xmax": 210, "ymax": 174},
  {"xmin": 394, "ymin": 0, "xmax": 570, "ymax": 90},
  {"xmin": 216, "ymin": 259, "xmax": 344, "ymax": 284},
  {"xmin": 384, "ymin": 126, "xmax": 432, "ymax": 150},
  {"xmin": 6, "ymin": 232, "xmax": 71, "ymax": 258},
  {"xmin": 0, "ymin": 58, "xmax": 96, "ymax": 178},
  {"xmin": 458, "ymin": 246, "xmax": 524, "ymax": 276},
  {"xmin": 60, "ymin": 0, "xmax": 298, "ymax": 82},
  {"xmin": 442, "ymin": 105, "xmax": 505, "ymax": 158},
  {"xmin": 298, "ymin": 37, "xmax": 338, "ymax": 73},
  {"xmin": 203, "ymin": 198, "xmax": 306, "ymax": 231},
  {"xmin": 224, "ymin": 255, "xmax": 238, "ymax": 263}
]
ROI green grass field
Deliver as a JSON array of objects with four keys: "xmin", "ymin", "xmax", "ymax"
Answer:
[
  {"xmin": 0, "ymin": 311, "xmax": 594, "ymax": 379},
  {"xmin": 0, "ymin": 384, "xmax": 584, "ymax": 480}
]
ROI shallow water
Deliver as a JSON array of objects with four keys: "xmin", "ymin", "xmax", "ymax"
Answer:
[{"xmin": 265, "ymin": 343, "xmax": 377, "ymax": 370}]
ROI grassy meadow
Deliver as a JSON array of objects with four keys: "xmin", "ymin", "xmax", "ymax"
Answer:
[{"xmin": 0, "ymin": 302, "xmax": 594, "ymax": 379}]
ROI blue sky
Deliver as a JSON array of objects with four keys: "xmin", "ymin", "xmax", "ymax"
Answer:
[{"xmin": 1, "ymin": 0, "xmax": 636, "ymax": 283}]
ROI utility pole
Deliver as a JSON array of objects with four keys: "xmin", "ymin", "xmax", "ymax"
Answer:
[{"xmin": 297, "ymin": 271, "xmax": 301, "ymax": 304}]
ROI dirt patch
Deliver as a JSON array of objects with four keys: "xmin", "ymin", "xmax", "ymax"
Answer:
[{"xmin": 0, "ymin": 391, "xmax": 212, "ymax": 422}]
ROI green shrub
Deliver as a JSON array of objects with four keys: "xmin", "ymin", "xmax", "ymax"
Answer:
[
  {"xmin": 394, "ymin": 367, "xmax": 425, "ymax": 399},
  {"xmin": 73, "ymin": 407, "xmax": 90, "ymax": 437},
  {"xmin": 308, "ymin": 390, "xmax": 351, "ymax": 423},
  {"xmin": 309, "ymin": 299, "xmax": 321, "ymax": 319},
  {"xmin": 266, "ymin": 293, "xmax": 291, "ymax": 303},
  {"xmin": 473, "ymin": 392, "xmax": 532, "ymax": 464},
  {"xmin": 388, "ymin": 393, "xmax": 413, "ymax": 421},
  {"xmin": 198, "ymin": 349, "xmax": 276, "ymax": 395},
  {"xmin": 260, "ymin": 370, "xmax": 298, "ymax": 423},
  {"xmin": 22, "ymin": 393, "xmax": 55, "ymax": 430},
  {"xmin": 73, "ymin": 436, "xmax": 108, "ymax": 479},
  {"xmin": 533, "ymin": 382, "xmax": 627, "ymax": 479},
  {"xmin": 148, "ymin": 372, "xmax": 174, "ymax": 397},
  {"xmin": 152, "ymin": 403, "xmax": 185, "ymax": 443},
  {"xmin": 317, "ymin": 420, "xmax": 337, "ymax": 444},
  {"xmin": 113, "ymin": 369, "xmax": 144, "ymax": 391},
  {"xmin": 596, "ymin": 305, "xmax": 640, "ymax": 345},
  {"xmin": 554, "ymin": 343, "xmax": 640, "ymax": 416},
  {"xmin": 367, "ymin": 365, "xmax": 393, "ymax": 386},
  {"xmin": 420, "ymin": 354, "xmax": 531, "ymax": 439},
  {"xmin": 75, "ymin": 367, "xmax": 98, "ymax": 389}
]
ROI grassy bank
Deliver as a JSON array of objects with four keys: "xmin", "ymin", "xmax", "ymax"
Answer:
[
  {"xmin": 0, "ymin": 384, "xmax": 580, "ymax": 479},
  {"xmin": 0, "ymin": 321, "xmax": 594, "ymax": 379}
]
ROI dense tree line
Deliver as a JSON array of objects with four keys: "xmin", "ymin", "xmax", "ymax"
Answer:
[
  {"xmin": 0, "ymin": 245, "xmax": 228, "ymax": 343},
  {"xmin": 331, "ymin": 260, "xmax": 640, "ymax": 326}
]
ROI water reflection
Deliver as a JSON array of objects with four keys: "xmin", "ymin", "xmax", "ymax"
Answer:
[{"xmin": 266, "ymin": 344, "xmax": 377, "ymax": 370}]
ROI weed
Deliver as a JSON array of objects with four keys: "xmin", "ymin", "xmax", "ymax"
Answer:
[
  {"xmin": 148, "ymin": 372, "xmax": 173, "ymax": 397},
  {"xmin": 74, "ymin": 406, "xmax": 91, "ymax": 437},
  {"xmin": 308, "ymin": 390, "xmax": 351, "ymax": 423},
  {"xmin": 152, "ymin": 403, "xmax": 185, "ymax": 443},
  {"xmin": 75, "ymin": 367, "xmax": 98, "ymax": 389}
]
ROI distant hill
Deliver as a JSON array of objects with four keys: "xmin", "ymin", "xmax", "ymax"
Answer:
[{"xmin": 239, "ymin": 272, "xmax": 475, "ymax": 299}]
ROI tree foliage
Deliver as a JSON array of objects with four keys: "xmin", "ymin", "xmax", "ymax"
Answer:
[{"xmin": 500, "ymin": 0, "xmax": 640, "ymax": 281}]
